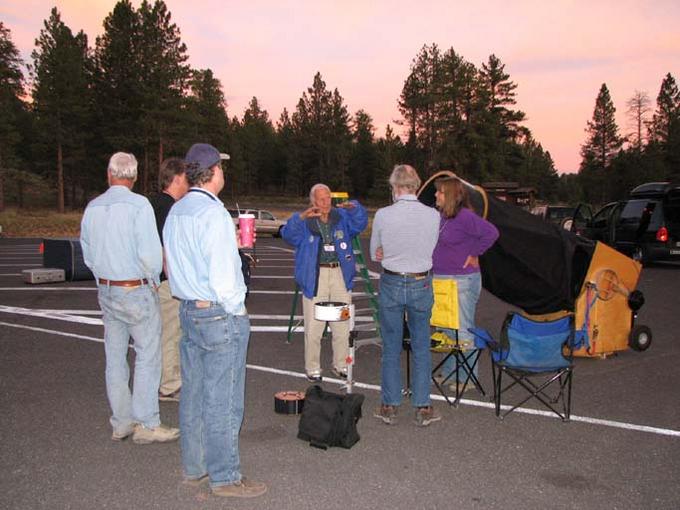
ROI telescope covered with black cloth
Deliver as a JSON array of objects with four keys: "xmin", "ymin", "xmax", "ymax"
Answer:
[{"xmin": 418, "ymin": 171, "xmax": 595, "ymax": 315}]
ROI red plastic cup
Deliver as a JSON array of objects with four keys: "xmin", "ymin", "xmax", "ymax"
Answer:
[{"xmin": 238, "ymin": 213, "xmax": 255, "ymax": 248}]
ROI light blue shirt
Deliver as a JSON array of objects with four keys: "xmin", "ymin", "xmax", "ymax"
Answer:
[
  {"xmin": 163, "ymin": 187, "xmax": 247, "ymax": 316},
  {"xmin": 370, "ymin": 194, "xmax": 440, "ymax": 273},
  {"xmin": 80, "ymin": 185, "xmax": 162, "ymax": 285}
]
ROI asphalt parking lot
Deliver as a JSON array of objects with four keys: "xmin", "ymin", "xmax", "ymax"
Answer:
[{"xmin": 1, "ymin": 236, "xmax": 679, "ymax": 510}]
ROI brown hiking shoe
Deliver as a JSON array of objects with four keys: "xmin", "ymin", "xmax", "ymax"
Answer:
[
  {"xmin": 211, "ymin": 478, "xmax": 267, "ymax": 498},
  {"xmin": 132, "ymin": 423, "xmax": 180, "ymax": 444},
  {"xmin": 182, "ymin": 474, "xmax": 209, "ymax": 487},
  {"xmin": 111, "ymin": 423, "xmax": 135, "ymax": 441},
  {"xmin": 373, "ymin": 404, "xmax": 398, "ymax": 425},
  {"xmin": 415, "ymin": 406, "xmax": 441, "ymax": 427},
  {"xmin": 159, "ymin": 389, "xmax": 180, "ymax": 402}
]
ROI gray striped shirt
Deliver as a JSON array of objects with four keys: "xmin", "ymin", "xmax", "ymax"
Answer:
[{"xmin": 370, "ymin": 194, "xmax": 440, "ymax": 273}]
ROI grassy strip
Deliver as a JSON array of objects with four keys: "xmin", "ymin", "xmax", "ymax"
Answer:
[
  {"xmin": 0, "ymin": 208, "xmax": 83, "ymax": 238},
  {"xmin": 0, "ymin": 200, "xmax": 378, "ymax": 238}
]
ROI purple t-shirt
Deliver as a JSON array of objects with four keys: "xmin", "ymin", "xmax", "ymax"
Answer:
[{"xmin": 432, "ymin": 207, "xmax": 499, "ymax": 276}]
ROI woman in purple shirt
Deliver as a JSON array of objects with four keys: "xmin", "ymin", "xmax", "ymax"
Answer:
[{"xmin": 432, "ymin": 177, "xmax": 499, "ymax": 391}]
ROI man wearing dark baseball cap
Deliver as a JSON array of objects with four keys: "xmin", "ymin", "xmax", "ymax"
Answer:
[
  {"xmin": 184, "ymin": 143, "xmax": 230, "ymax": 176},
  {"xmin": 163, "ymin": 143, "xmax": 266, "ymax": 498}
]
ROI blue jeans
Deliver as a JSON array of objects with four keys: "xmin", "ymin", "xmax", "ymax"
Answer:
[
  {"xmin": 379, "ymin": 273, "xmax": 434, "ymax": 408},
  {"xmin": 98, "ymin": 284, "xmax": 161, "ymax": 433},
  {"xmin": 437, "ymin": 272, "xmax": 482, "ymax": 379},
  {"xmin": 179, "ymin": 301, "xmax": 250, "ymax": 487}
]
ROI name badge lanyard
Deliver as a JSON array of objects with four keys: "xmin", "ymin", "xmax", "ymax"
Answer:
[
  {"xmin": 189, "ymin": 188, "xmax": 217, "ymax": 201},
  {"xmin": 317, "ymin": 219, "xmax": 335, "ymax": 252}
]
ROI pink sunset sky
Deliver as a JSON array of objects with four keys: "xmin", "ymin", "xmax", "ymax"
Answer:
[{"xmin": 2, "ymin": 0, "xmax": 679, "ymax": 173}]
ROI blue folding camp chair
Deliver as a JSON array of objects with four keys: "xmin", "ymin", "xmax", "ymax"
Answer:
[{"xmin": 470, "ymin": 312, "xmax": 583, "ymax": 421}]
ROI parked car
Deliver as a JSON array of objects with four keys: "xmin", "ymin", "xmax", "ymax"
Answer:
[
  {"xmin": 531, "ymin": 204, "xmax": 576, "ymax": 230},
  {"xmin": 571, "ymin": 182, "xmax": 680, "ymax": 265},
  {"xmin": 226, "ymin": 208, "xmax": 287, "ymax": 237}
]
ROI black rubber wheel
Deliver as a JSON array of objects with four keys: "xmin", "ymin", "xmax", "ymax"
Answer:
[
  {"xmin": 629, "ymin": 324, "xmax": 652, "ymax": 351},
  {"xmin": 275, "ymin": 226, "xmax": 283, "ymax": 238}
]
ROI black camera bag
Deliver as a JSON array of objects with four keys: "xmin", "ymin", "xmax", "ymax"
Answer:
[{"xmin": 297, "ymin": 385, "xmax": 364, "ymax": 450}]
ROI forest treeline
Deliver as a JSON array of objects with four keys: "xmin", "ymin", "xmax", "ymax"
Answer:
[{"xmin": 0, "ymin": 1, "xmax": 678, "ymax": 212}]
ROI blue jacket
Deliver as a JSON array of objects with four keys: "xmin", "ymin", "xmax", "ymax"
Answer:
[{"xmin": 281, "ymin": 201, "xmax": 368, "ymax": 299}]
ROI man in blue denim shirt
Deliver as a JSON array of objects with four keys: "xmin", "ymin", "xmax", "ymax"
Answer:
[
  {"xmin": 163, "ymin": 143, "xmax": 266, "ymax": 499},
  {"xmin": 370, "ymin": 164, "xmax": 441, "ymax": 427},
  {"xmin": 80, "ymin": 152, "xmax": 179, "ymax": 444}
]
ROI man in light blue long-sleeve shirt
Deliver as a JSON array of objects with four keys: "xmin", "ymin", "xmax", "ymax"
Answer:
[
  {"xmin": 80, "ymin": 152, "xmax": 179, "ymax": 445},
  {"xmin": 163, "ymin": 143, "xmax": 266, "ymax": 499}
]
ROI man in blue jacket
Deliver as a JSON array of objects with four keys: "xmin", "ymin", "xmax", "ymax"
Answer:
[{"xmin": 282, "ymin": 184, "xmax": 368, "ymax": 381}]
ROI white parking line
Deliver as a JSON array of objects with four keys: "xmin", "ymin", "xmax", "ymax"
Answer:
[
  {"xmin": 0, "ymin": 305, "xmax": 103, "ymax": 325},
  {"xmin": 0, "ymin": 305, "xmax": 376, "ymax": 332},
  {"xmin": 0, "ymin": 287, "xmax": 377, "ymax": 299},
  {"xmin": 4, "ymin": 318, "xmax": 674, "ymax": 438}
]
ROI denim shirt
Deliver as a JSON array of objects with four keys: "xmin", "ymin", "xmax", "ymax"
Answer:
[
  {"xmin": 80, "ymin": 185, "xmax": 162, "ymax": 285},
  {"xmin": 163, "ymin": 188, "xmax": 247, "ymax": 316}
]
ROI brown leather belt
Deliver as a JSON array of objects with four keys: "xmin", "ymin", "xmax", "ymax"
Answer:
[
  {"xmin": 98, "ymin": 278, "xmax": 148, "ymax": 287},
  {"xmin": 383, "ymin": 269, "xmax": 429, "ymax": 278},
  {"xmin": 319, "ymin": 262, "xmax": 340, "ymax": 268}
]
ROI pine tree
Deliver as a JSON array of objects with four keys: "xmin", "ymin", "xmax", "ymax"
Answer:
[
  {"xmin": 349, "ymin": 110, "xmax": 378, "ymax": 197},
  {"xmin": 648, "ymin": 73, "xmax": 680, "ymax": 179},
  {"xmin": 649, "ymin": 73, "xmax": 680, "ymax": 146},
  {"xmin": 291, "ymin": 72, "xmax": 351, "ymax": 194},
  {"xmin": 398, "ymin": 44, "xmax": 444, "ymax": 174},
  {"xmin": 0, "ymin": 22, "xmax": 26, "ymax": 211},
  {"xmin": 277, "ymin": 108, "xmax": 302, "ymax": 195},
  {"xmin": 479, "ymin": 54, "xmax": 525, "ymax": 139},
  {"xmin": 437, "ymin": 48, "xmax": 478, "ymax": 174},
  {"xmin": 31, "ymin": 8, "xmax": 93, "ymax": 212},
  {"xmin": 372, "ymin": 124, "xmax": 404, "ymax": 199},
  {"xmin": 184, "ymin": 68, "xmax": 229, "ymax": 148},
  {"xmin": 237, "ymin": 97, "xmax": 277, "ymax": 194},
  {"xmin": 579, "ymin": 83, "xmax": 623, "ymax": 203},
  {"xmin": 93, "ymin": 0, "xmax": 144, "ymax": 161},
  {"xmin": 581, "ymin": 83, "xmax": 623, "ymax": 168},
  {"xmin": 137, "ymin": 0, "xmax": 190, "ymax": 192}
]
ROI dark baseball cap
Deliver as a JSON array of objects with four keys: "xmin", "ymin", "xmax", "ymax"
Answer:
[{"xmin": 184, "ymin": 143, "xmax": 230, "ymax": 176}]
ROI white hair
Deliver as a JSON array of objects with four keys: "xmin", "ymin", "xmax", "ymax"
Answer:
[
  {"xmin": 309, "ymin": 183, "xmax": 331, "ymax": 204},
  {"xmin": 389, "ymin": 164, "xmax": 421, "ymax": 192},
  {"xmin": 108, "ymin": 152, "xmax": 138, "ymax": 180}
]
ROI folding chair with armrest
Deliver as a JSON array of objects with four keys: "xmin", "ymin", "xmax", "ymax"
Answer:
[{"xmin": 470, "ymin": 312, "xmax": 585, "ymax": 421}]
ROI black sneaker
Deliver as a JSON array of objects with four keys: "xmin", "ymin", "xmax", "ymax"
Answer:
[
  {"xmin": 330, "ymin": 368, "xmax": 348, "ymax": 380},
  {"xmin": 306, "ymin": 371, "xmax": 322, "ymax": 382}
]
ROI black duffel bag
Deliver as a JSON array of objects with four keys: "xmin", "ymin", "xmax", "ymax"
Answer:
[{"xmin": 297, "ymin": 385, "xmax": 364, "ymax": 450}]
